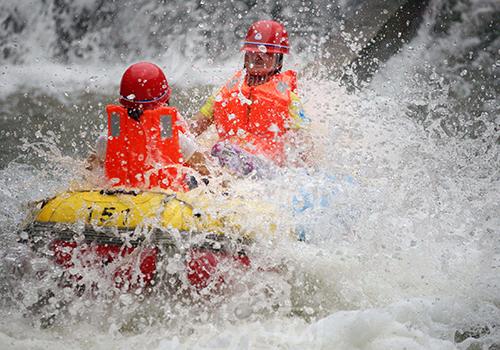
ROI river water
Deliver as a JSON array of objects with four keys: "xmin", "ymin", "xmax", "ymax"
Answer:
[{"xmin": 0, "ymin": 0, "xmax": 498, "ymax": 349}]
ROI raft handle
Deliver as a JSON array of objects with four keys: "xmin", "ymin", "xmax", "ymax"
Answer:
[{"xmin": 99, "ymin": 189, "xmax": 140, "ymax": 196}]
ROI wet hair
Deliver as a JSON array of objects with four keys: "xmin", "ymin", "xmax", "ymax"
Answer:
[
  {"xmin": 126, "ymin": 99, "xmax": 169, "ymax": 121},
  {"xmin": 127, "ymin": 108, "xmax": 143, "ymax": 121}
]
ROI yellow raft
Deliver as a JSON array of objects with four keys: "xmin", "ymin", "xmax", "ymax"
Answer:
[
  {"xmin": 23, "ymin": 188, "xmax": 279, "ymax": 252},
  {"xmin": 34, "ymin": 190, "xmax": 217, "ymax": 230}
]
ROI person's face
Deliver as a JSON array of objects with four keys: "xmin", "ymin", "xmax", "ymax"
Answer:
[{"xmin": 244, "ymin": 52, "xmax": 278, "ymax": 76}]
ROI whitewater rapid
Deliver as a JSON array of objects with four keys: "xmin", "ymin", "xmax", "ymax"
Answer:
[
  {"xmin": 0, "ymin": 69, "xmax": 498, "ymax": 349},
  {"xmin": 0, "ymin": 0, "xmax": 498, "ymax": 349}
]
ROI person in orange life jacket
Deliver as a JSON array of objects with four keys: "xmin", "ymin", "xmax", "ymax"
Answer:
[
  {"xmin": 87, "ymin": 62, "xmax": 208, "ymax": 189},
  {"xmin": 190, "ymin": 20, "xmax": 311, "ymax": 177}
]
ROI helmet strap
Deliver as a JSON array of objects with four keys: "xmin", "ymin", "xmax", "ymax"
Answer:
[{"xmin": 275, "ymin": 54, "xmax": 284, "ymax": 72}]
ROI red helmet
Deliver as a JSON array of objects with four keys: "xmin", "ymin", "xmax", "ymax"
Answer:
[
  {"xmin": 241, "ymin": 20, "xmax": 290, "ymax": 54},
  {"xmin": 119, "ymin": 62, "xmax": 171, "ymax": 110}
]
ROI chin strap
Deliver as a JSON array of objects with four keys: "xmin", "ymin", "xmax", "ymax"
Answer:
[{"xmin": 245, "ymin": 66, "xmax": 282, "ymax": 86}]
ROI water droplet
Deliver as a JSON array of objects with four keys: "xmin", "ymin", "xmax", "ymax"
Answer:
[{"xmin": 268, "ymin": 123, "xmax": 280, "ymax": 133}]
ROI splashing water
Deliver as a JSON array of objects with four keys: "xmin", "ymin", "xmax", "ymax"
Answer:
[{"xmin": 0, "ymin": 0, "xmax": 498, "ymax": 349}]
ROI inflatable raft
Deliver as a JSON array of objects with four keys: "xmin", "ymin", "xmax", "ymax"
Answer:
[{"xmin": 22, "ymin": 188, "xmax": 254, "ymax": 289}]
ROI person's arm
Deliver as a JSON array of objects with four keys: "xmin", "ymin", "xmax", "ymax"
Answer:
[
  {"xmin": 190, "ymin": 94, "xmax": 216, "ymax": 136},
  {"xmin": 191, "ymin": 112, "xmax": 213, "ymax": 136},
  {"xmin": 85, "ymin": 134, "xmax": 107, "ymax": 170},
  {"xmin": 287, "ymin": 91, "xmax": 310, "ymax": 131},
  {"xmin": 286, "ymin": 92, "xmax": 314, "ymax": 165},
  {"xmin": 185, "ymin": 151, "xmax": 210, "ymax": 176},
  {"xmin": 178, "ymin": 130, "xmax": 210, "ymax": 176}
]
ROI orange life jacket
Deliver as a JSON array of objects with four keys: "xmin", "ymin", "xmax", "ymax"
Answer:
[
  {"xmin": 104, "ymin": 105, "xmax": 186, "ymax": 191},
  {"xmin": 212, "ymin": 70, "xmax": 297, "ymax": 166}
]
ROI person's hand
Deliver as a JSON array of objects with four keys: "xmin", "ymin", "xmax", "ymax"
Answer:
[
  {"xmin": 85, "ymin": 152, "xmax": 103, "ymax": 171},
  {"xmin": 190, "ymin": 112, "xmax": 213, "ymax": 136},
  {"xmin": 185, "ymin": 151, "xmax": 210, "ymax": 176}
]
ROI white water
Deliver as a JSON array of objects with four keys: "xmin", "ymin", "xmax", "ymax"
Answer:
[{"xmin": 0, "ymin": 0, "xmax": 499, "ymax": 349}]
